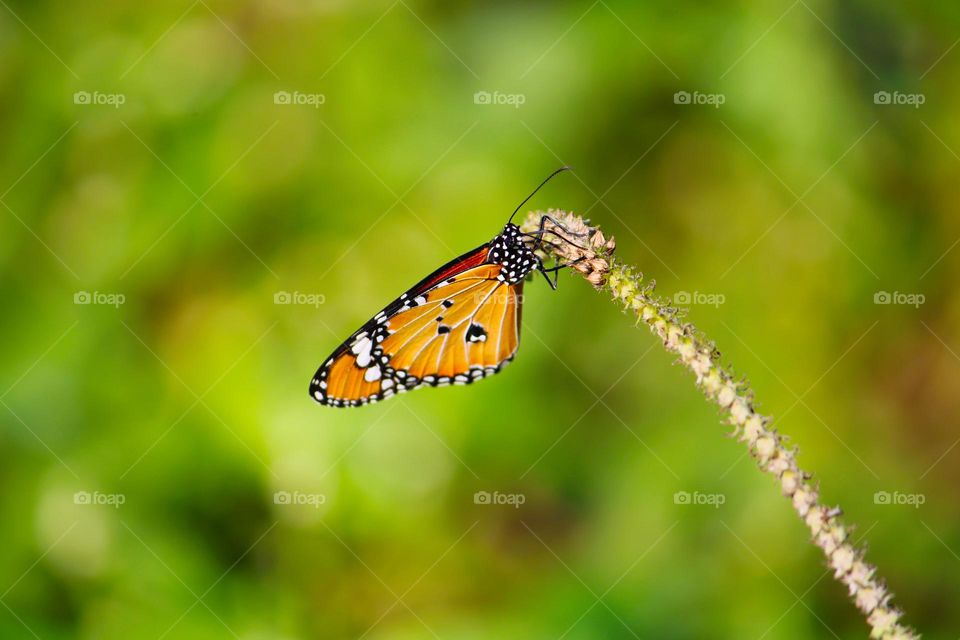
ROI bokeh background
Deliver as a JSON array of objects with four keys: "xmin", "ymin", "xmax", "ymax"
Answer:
[{"xmin": 1, "ymin": 1, "xmax": 958, "ymax": 638}]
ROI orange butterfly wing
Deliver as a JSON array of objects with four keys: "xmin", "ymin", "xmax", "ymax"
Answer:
[
  {"xmin": 383, "ymin": 267, "xmax": 522, "ymax": 380},
  {"xmin": 311, "ymin": 247, "xmax": 524, "ymax": 407}
]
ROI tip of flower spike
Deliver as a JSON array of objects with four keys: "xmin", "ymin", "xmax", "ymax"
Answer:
[{"xmin": 520, "ymin": 210, "xmax": 616, "ymax": 289}]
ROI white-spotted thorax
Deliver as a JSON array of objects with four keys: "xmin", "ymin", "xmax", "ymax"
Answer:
[{"xmin": 487, "ymin": 223, "xmax": 540, "ymax": 284}]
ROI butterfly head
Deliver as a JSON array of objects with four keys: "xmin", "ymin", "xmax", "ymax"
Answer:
[{"xmin": 489, "ymin": 223, "xmax": 539, "ymax": 284}]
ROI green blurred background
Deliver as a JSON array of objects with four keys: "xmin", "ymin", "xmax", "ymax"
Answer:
[{"xmin": 1, "ymin": 1, "xmax": 958, "ymax": 637}]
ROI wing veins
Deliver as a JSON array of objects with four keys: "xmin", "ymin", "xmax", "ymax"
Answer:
[
  {"xmin": 402, "ymin": 280, "xmax": 504, "ymax": 372},
  {"xmin": 385, "ymin": 277, "xmax": 495, "ymax": 357}
]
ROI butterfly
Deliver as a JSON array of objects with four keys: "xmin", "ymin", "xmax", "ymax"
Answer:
[{"xmin": 310, "ymin": 168, "xmax": 581, "ymax": 408}]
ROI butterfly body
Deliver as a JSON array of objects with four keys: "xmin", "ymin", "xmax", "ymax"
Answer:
[
  {"xmin": 310, "ymin": 223, "xmax": 542, "ymax": 408},
  {"xmin": 488, "ymin": 223, "xmax": 540, "ymax": 284}
]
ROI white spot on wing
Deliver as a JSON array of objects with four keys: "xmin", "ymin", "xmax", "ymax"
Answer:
[
  {"xmin": 351, "ymin": 336, "xmax": 373, "ymax": 367},
  {"xmin": 364, "ymin": 366, "xmax": 382, "ymax": 382}
]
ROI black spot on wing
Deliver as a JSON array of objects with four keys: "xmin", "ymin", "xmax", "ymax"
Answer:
[{"xmin": 466, "ymin": 323, "xmax": 487, "ymax": 343}]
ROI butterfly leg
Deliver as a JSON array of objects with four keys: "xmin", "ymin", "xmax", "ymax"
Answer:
[
  {"xmin": 525, "ymin": 236, "xmax": 566, "ymax": 253},
  {"xmin": 540, "ymin": 214, "xmax": 591, "ymax": 240},
  {"xmin": 537, "ymin": 256, "xmax": 586, "ymax": 289},
  {"xmin": 538, "ymin": 266, "xmax": 558, "ymax": 290},
  {"xmin": 524, "ymin": 231, "xmax": 583, "ymax": 254},
  {"xmin": 524, "ymin": 215, "xmax": 590, "ymax": 252}
]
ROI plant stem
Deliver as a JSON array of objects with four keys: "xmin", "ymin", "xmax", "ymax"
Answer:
[{"xmin": 521, "ymin": 210, "xmax": 919, "ymax": 640}]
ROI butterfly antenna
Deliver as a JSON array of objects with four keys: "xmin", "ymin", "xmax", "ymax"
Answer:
[{"xmin": 507, "ymin": 166, "xmax": 572, "ymax": 225}]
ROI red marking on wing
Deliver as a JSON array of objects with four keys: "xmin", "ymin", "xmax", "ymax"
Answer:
[{"xmin": 413, "ymin": 245, "xmax": 490, "ymax": 294}]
